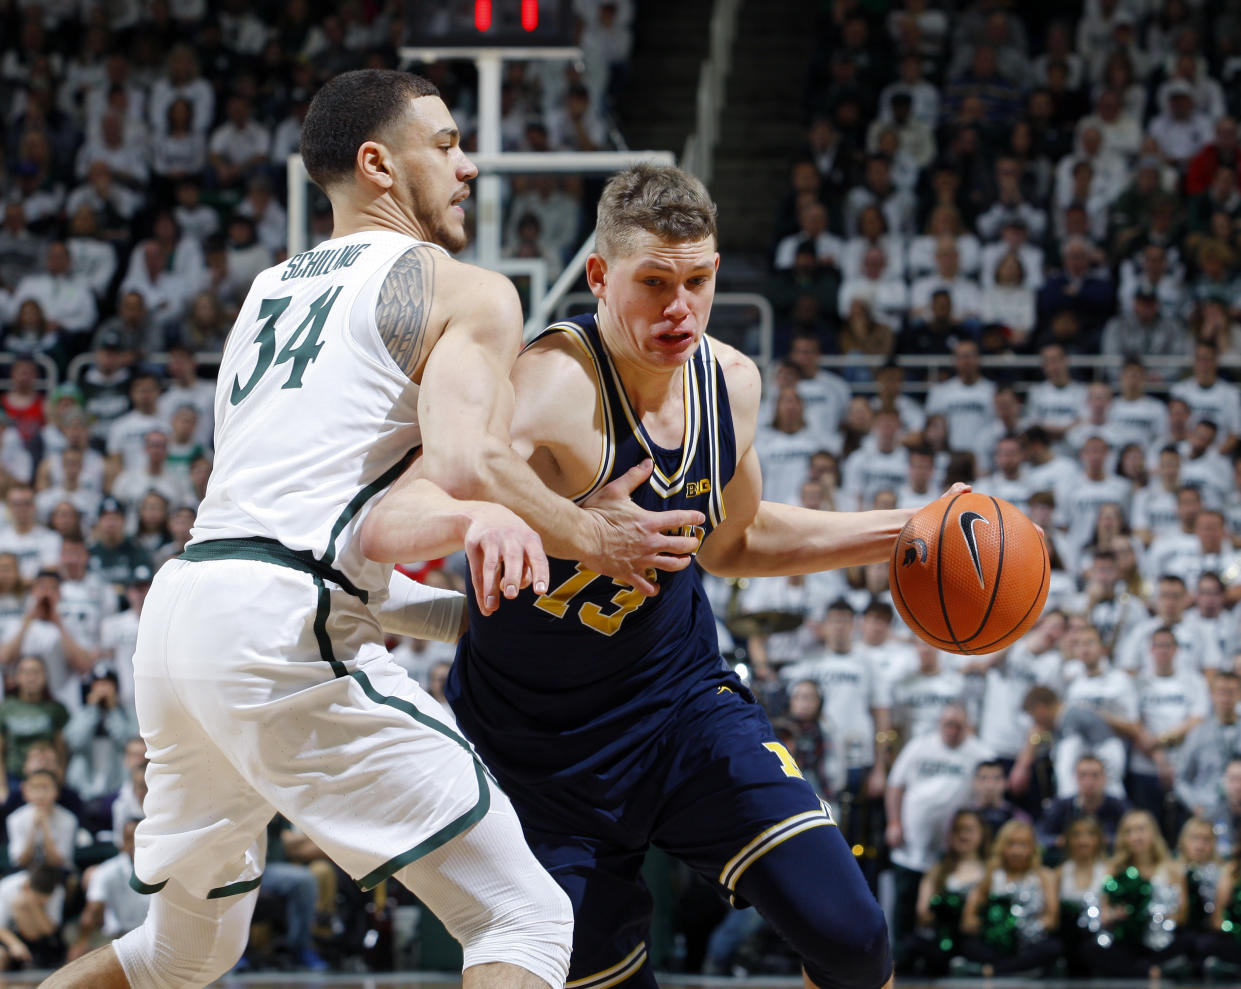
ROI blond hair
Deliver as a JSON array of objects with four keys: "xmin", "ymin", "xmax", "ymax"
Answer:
[
  {"xmin": 595, "ymin": 164, "xmax": 718, "ymax": 260},
  {"xmin": 987, "ymin": 819, "xmax": 1042, "ymax": 876},
  {"xmin": 1110, "ymin": 809, "xmax": 1172, "ymax": 873}
]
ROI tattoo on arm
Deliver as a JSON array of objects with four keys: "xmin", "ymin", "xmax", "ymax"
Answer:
[{"xmin": 377, "ymin": 247, "xmax": 437, "ymax": 377}]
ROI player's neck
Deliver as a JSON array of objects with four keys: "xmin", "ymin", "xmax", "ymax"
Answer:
[
  {"xmin": 330, "ymin": 194, "xmax": 433, "ymax": 245},
  {"xmin": 607, "ymin": 345, "xmax": 687, "ymax": 432}
]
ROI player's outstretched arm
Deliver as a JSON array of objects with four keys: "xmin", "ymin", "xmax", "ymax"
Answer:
[
  {"xmin": 696, "ymin": 345, "xmax": 910, "ymax": 577},
  {"xmin": 358, "ymin": 465, "xmax": 545, "ymax": 616},
  {"xmin": 696, "ymin": 444, "xmax": 916, "ymax": 577},
  {"xmin": 406, "ymin": 258, "xmax": 702, "ymax": 594},
  {"xmin": 698, "ymin": 344, "xmax": 969, "ymax": 577}
]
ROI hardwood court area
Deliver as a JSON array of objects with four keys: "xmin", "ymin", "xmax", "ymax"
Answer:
[{"xmin": 0, "ymin": 976, "xmax": 1227, "ymax": 988}]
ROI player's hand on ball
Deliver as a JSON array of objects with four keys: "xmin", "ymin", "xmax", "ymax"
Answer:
[
  {"xmin": 580, "ymin": 459, "xmax": 705, "ymax": 596},
  {"xmin": 463, "ymin": 503, "xmax": 549, "ymax": 616}
]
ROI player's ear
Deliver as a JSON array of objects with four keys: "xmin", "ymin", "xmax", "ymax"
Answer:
[
  {"xmin": 356, "ymin": 141, "xmax": 394, "ymax": 191},
  {"xmin": 585, "ymin": 253, "xmax": 608, "ymax": 299}
]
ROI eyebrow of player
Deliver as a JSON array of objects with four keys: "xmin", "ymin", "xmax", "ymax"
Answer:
[
  {"xmin": 433, "ymin": 127, "xmax": 460, "ymax": 143},
  {"xmin": 635, "ymin": 258, "xmax": 715, "ymax": 274}
]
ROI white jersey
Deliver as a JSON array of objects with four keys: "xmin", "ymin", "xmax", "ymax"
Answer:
[
  {"xmin": 1170, "ymin": 378, "xmax": 1241, "ymax": 439},
  {"xmin": 1064, "ymin": 667, "xmax": 1139, "ymax": 723},
  {"xmin": 974, "ymin": 473, "xmax": 1034, "ymax": 513},
  {"xmin": 840, "ymin": 444, "xmax": 909, "ymax": 510},
  {"xmin": 1110, "ymin": 397, "xmax": 1169, "ymax": 449},
  {"xmin": 755, "ymin": 424, "xmax": 832, "ymax": 506},
  {"xmin": 925, "ymin": 376, "xmax": 996, "ymax": 462},
  {"xmin": 1117, "ymin": 615, "xmax": 1223, "ymax": 677},
  {"xmin": 1187, "ymin": 608, "xmax": 1241, "ymax": 665},
  {"xmin": 190, "ymin": 231, "xmax": 440, "ymax": 596},
  {"xmin": 782, "ymin": 647, "xmax": 891, "ymax": 770},
  {"xmin": 1133, "ymin": 671, "xmax": 1208, "ymax": 774},
  {"xmin": 1058, "ymin": 475, "xmax": 1130, "ymax": 551},
  {"xmin": 1178, "ymin": 449, "xmax": 1232, "ymax": 508},
  {"xmin": 891, "ymin": 668, "xmax": 968, "ymax": 741},
  {"xmin": 1132, "ymin": 484, "xmax": 1180, "ymax": 538},
  {"xmin": 58, "ymin": 575, "xmax": 115, "ymax": 648},
  {"xmin": 978, "ymin": 644, "xmax": 1065, "ymax": 758},
  {"xmin": 0, "ymin": 526, "xmax": 62, "ymax": 581},
  {"xmin": 888, "ymin": 731, "xmax": 994, "ymax": 872},
  {"xmin": 1026, "ymin": 381, "xmax": 1087, "ymax": 432},
  {"xmin": 1024, "ymin": 455, "xmax": 1079, "ymax": 502}
]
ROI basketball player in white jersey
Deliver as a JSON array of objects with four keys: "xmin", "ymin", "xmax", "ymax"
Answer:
[{"xmin": 44, "ymin": 70, "xmax": 705, "ymax": 989}]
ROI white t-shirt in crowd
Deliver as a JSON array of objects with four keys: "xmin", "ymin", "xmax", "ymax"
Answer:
[
  {"xmin": 782, "ymin": 646, "xmax": 891, "ymax": 770},
  {"xmin": 86, "ymin": 851, "xmax": 150, "ymax": 936},
  {"xmin": 888, "ymin": 730, "xmax": 995, "ymax": 872}
]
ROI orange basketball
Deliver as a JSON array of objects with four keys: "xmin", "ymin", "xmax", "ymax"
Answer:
[{"xmin": 889, "ymin": 492, "xmax": 1049, "ymax": 655}]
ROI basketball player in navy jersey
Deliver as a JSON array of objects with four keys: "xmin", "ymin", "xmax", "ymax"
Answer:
[{"xmin": 449, "ymin": 164, "xmax": 961, "ymax": 989}]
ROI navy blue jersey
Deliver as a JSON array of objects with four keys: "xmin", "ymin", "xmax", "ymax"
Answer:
[{"xmin": 449, "ymin": 314, "xmax": 738, "ymax": 788}]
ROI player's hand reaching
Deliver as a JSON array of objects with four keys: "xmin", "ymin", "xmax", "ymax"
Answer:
[
  {"xmin": 463, "ymin": 503, "xmax": 549, "ymax": 616},
  {"xmin": 580, "ymin": 459, "xmax": 706, "ymax": 596}
]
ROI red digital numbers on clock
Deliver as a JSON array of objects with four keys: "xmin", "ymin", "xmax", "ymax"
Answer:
[{"xmin": 475, "ymin": 1, "xmax": 540, "ymax": 32}]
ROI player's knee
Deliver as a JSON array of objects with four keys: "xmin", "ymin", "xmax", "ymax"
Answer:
[
  {"xmin": 114, "ymin": 886, "xmax": 254, "ymax": 989},
  {"xmin": 457, "ymin": 866, "xmax": 574, "ymax": 986},
  {"xmin": 801, "ymin": 897, "xmax": 892, "ymax": 989}
]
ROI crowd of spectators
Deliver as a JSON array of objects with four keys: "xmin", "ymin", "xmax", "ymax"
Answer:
[
  {"xmin": 0, "ymin": 0, "xmax": 631, "ymax": 372},
  {"xmin": 698, "ymin": 0, "xmax": 1241, "ymax": 975},
  {"xmin": 771, "ymin": 0, "xmax": 1241, "ymax": 369}
]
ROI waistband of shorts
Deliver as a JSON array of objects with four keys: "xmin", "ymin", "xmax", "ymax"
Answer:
[{"xmin": 180, "ymin": 537, "xmax": 370, "ymax": 603}]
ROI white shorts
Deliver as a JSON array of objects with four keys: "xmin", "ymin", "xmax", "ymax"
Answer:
[{"xmin": 131, "ymin": 555, "xmax": 491, "ymax": 900}]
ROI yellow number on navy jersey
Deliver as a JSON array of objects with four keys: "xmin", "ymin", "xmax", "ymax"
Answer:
[
  {"xmin": 532, "ymin": 564, "xmax": 598, "ymax": 619},
  {"xmin": 763, "ymin": 741, "xmax": 804, "ymax": 779},
  {"xmin": 534, "ymin": 563, "xmax": 653, "ymax": 636}
]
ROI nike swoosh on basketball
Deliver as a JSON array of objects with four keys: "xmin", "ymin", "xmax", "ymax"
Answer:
[{"xmin": 958, "ymin": 511, "xmax": 990, "ymax": 588}]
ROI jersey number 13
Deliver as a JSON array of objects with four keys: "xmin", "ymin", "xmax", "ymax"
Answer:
[{"xmin": 533, "ymin": 563, "xmax": 652, "ymax": 636}]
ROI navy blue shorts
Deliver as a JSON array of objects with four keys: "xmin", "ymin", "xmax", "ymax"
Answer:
[{"xmin": 490, "ymin": 684, "xmax": 881, "ymax": 988}]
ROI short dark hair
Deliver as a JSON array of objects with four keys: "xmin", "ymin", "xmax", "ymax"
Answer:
[
  {"xmin": 1023, "ymin": 425, "xmax": 1050, "ymax": 448},
  {"xmin": 23, "ymin": 768, "xmax": 59, "ymax": 788},
  {"xmin": 27, "ymin": 865, "xmax": 61, "ymax": 896},
  {"xmin": 301, "ymin": 70, "xmax": 441, "ymax": 191},
  {"xmin": 1198, "ymin": 571, "xmax": 1224, "ymax": 592},
  {"xmin": 864, "ymin": 600, "xmax": 893, "ymax": 621},
  {"xmin": 975, "ymin": 759, "xmax": 1005, "ymax": 775},
  {"xmin": 826, "ymin": 597, "xmax": 855, "ymax": 615},
  {"xmin": 1022, "ymin": 685, "xmax": 1058, "ymax": 711},
  {"xmin": 595, "ymin": 163, "xmax": 718, "ymax": 259}
]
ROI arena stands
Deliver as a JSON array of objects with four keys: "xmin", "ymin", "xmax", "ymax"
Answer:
[{"xmin": 2, "ymin": 0, "xmax": 1241, "ymax": 979}]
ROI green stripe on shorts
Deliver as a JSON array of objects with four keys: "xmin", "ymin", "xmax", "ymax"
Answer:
[{"xmin": 313, "ymin": 583, "xmax": 491, "ymax": 889}]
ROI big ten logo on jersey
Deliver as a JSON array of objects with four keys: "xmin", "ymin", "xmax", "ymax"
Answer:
[{"xmin": 686, "ymin": 478, "xmax": 711, "ymax": 498}]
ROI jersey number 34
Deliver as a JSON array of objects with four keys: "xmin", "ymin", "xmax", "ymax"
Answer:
[{"xmin": 230, "ymin": 287, "xmax": 342, "ymax": 406}]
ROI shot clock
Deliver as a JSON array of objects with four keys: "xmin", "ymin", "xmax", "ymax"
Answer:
[{"xmin": 405, "ymin": 0, "xmax": 576, "ymax": 48}]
